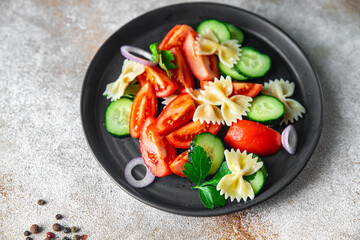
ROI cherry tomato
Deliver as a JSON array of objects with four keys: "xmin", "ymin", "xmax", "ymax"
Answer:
[
  {"xmin": 137, "ymin": 65, "xmax": 177, "ymax": 97},
  {"xmin": 166, "ymin": 121, "xmax": 222, "ymax": 149},
  {"xmin": 224, "ymin": 120, "xmax": 281, "ymax": 156},
  {"xmin": 155, "ymin": 93, "xmax": 196, "ymax": 135},
  {"xmin": 169, "ymin": 150, "xmax": 188, "ymax": 177},
  {"xmin": 139, "ymin": 117, "xmax": 177, "ymax": 177},
  {"xmin": 200, "ymin": 81, "xmax": 262, "ymax": 98},
  {"xmin": 169, "ymin": 47, "xmax": 194, "ymax": 94},
  {"xmin": 182, "ymin": 30, "xmax": 220, "ymax": 81},
  {"xmin": 129, "ymin": 82, "xmax": 157, "ymax": 138},
  {"xmin": 159, "ymin": 25, "xmax": 194, "ymax": 50}
]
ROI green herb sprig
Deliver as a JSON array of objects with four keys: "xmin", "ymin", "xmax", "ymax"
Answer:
[
  {"xmin": 149, "ymin": 43, "xmax": 178, "ymax": 78},
  {"xmin": 183, "ymin": 146, "xmax": 231, "ymax": 209}
]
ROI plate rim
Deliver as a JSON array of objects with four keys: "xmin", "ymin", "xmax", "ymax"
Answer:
[{"xmin": 80, "ymin": 2, "xmax": 323, "ymax": 217}]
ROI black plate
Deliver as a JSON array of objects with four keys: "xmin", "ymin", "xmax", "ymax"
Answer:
[{"xmin": 80, "ymin": 2, "xmax": 322, "ymax": 216}]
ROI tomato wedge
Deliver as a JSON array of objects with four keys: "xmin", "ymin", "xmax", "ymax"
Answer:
[
  {"xmin": 224, "ymin": 120, "xmax": 281, "ymax": 156},
  {"xmin": 139, "ymin": 117, "xmax": 177, "ymax": 177},
  {"xmin": 230, "ymin": 82, "xmax": 262, "ymax": 97},
  {"xmin": 183, "ymin": 30, "xmax": 220, "ymax": 81},
  {"xmin": 159, "ymin": 24, "xmax": 194, "ymax": 50},
  {"xmin": 166, "ymin": 121, "xmax": 222, "ymax": 149},
  {"xmin": 137, "ymin": 65, "xmax": 177, "ymax": 97},
  {"xmin": 129, "ymin": 82, "xmax": 157, "ymax": 138},
  {"xmin": 200, "ymin": 81, "xmax": 262, "ymax": 98},
  {"xmin": 169, "ymin": 47, "xmax": 194, "ymax": 94},
  {"xmin": 169, "ymin": 150, "xmax": 188, "ymax": 177},
  {"xmin": 155, "ymin": 93, "xmax": 196, "ymax": 135}
]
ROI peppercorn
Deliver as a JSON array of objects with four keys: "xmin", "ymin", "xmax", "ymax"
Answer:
[
  {"xmin": 24, "ymin": 230, "xmax": 31, "ymax": 236},
  {"xmin": 30, "ymin": 224, "xmax": 40, "ymax": 234},
  {"xmin": 55, "ymin": 214, "xmax": 63, "ymax": 220},
  {"xmin": 46, "ymin": 232, "xmax": 55, "ymax": 238},
  {"xmin": 63, "ymin": 227, "xmax": 71, "ymax": 233},
  {"xmin": 44, "ymin": 238, "xmax": 52, "ymax": 240},
  {"xmin": 63, "ymin": 237, "xmax": 70, "ymax": 240},
  {"xmin": 37, "ymin": 199, "xmax": 45, "ymax": 205},
  {"xmin": 25, "ymin": 237, "xmax": 32, "ymax": 240},
  {"xmin": 52, "ymin": 223, "xmax": 61, "ymax": 232},
  {"xmin": 71, "ymin": 226, "xmax": 79, "ymax": 233},
  {"xmin": 73, "ymin": 235, "xmax": 80, "ymax": 240}
]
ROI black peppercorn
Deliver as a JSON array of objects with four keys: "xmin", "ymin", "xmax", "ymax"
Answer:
[
  {"xmin": 30, "ymin": 224, "xmax": 40, "ymax": 234},
  {"xmin": 55, "ymin": 214, "xmax": 63, "ymax": 220},
  {"xmin": 24, "ymin": 230, "xmax": 31, "ymax": 236},
  {"xmin": 25, "ymin": 237, "xmax": 32, "ymax": 240},
  {"xmin": 73, "ymin": 235, "xmax": 80, "ymax": 240},
  {"xmin": 63, "ymin": 237, "xmax": 70, "ymax": 240},
  {"xmin": 71, "ymin": 226, "xmax": 79, "ymax": 233},
  {"xmin": 52, "ymin": 223, "xmax": 62, "ymax": 232},
  {"xmin": 63, "ymin": 227, "xmax": 71, "ymax": 233},
  {"xmin": 37, "ymin": 199, "xmax": 45, "ymax": 205}
]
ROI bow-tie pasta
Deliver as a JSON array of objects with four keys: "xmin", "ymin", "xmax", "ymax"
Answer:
[
  {"xmin": 161, "ymin": 94, "xmax": 178, "ymax": 106},
  {"xmin": 188, "ymin": 76, "xmax": 252, "ymax": 126},
  {"xmin": 103, "ymin": 59, "xmax": 145, "ymax": 101},
  {"xmin": 217, "ymin": 149, "xmax": 263, "ymax": 202},
  {"xmin": 196, "ymin": 29, "xmax": 241, "ymax": 68},
  {"xmin": 262, "ymin": 79, "xmax": 306, "ymax": 125}
]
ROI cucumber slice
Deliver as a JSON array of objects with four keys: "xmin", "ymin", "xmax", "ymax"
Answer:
[
  {"xmin": 104, "ymin": 98, "xmax": 133, "ymax": 137},
  {"xmin": 247, "ymin": 95, "xmax": 285, "ymax": 125},
  {"xmin": 243, "ymin": 155, "xmax": 268, "ymax": 194},
  {"xmin": 244, "ymin": 168, "xmax": 266, "ymax": 194},
  {"xmin": 189, "ymin": 132, "xmax": 225, "ymax": 175},
  {"xmin": 225, "ymin": 23, "xmax": 244, "ymax": 44},
  {"xmin": 219, "ymin": 61, "xmax": 248, "ymax": 81},
  {"xmin": 123, "ymin": 82, "xmax": 140, "ymax": 99},
  {"xmin": 235, "ymin": 46, "xmax": 271, "ymax": 78},
  {"xmin": 197, "ymin": 19, "xmax": 231, "ymax": 43}
]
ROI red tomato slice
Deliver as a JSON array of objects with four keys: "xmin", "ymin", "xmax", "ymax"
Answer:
[
  {"xmin": 169, "ymin": 150, "xmax": 188, "ymax": 177},
  {"xmin": 137, "ymin": 66, "xmax": 177, "ymax": 97},
  {"xmin": 200, "ymin": 81, "xmax": 262, "ymax": 98},
  {"xmin": 224, "ymin": 120, "xmax": 281, "ymax": 156},
  {"xmin": 231, "ymin": 82, "xmax": 262, "ymax": 97},
  {"xmin": 159, "ymin": 25, "xmax": 194, "ymax": 50},
  {"xmin": 129, "ymin": 82, "xmax": 157, "ymax": 138},
  {"xmin": 169, "ymin": 47, "xmax": 194, "ymax": 94},
  {"xmin": 166, "ymin": 121, "xmax": 222, "ymax": 149},
  {"xmin": 155, "ymin": 93, "xmax": 195, "ymax": 135},
  {"xmin": 182, "ymin": 30, "xmax": 220, "ymax": 81},
  {"xmin": 139, "ymin": 117, "xmax": 177, "ymax": 177}
]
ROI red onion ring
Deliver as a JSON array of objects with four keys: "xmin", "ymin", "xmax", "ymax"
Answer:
[
  {"xmin": 120, "ymin": 45, "xmax": 157, "ymax": 67},
  {"xmin": 124, "ymin": 157, "xmax": 155, "ymax": 188},
  {"xmin": 281, "ymin": 125, "xmax": 297, "ymax": 155}
]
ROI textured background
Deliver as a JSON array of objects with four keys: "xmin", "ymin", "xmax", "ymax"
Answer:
[{"xmin": 0, "ymin": 0, "xmax": 359, "ymax": 239}]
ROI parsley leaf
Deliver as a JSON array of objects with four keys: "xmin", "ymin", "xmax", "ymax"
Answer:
[
  {"xmin": 183, "ymin": 146, "xmax": 212, "ymax": 186},
  {"xmin": 149, "ymin": 43, "xmax": 160, "ymax": 63},
  {"xmin": 149, "ymin": 43, "xmax": 178, "ymax": 78},
  {"xmin": 197, "ymin": 185, "xmax": 226, "ymax": 209},
  {"xmin": 183, "ymin": 146, "xmax": 227, "ymax": 209}
]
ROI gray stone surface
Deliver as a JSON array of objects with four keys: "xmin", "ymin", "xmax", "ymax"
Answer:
[{"xmin": 0, "ymin": 0, "xmax": 359, "ymax": 239}]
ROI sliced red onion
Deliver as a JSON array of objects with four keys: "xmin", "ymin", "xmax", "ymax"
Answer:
[
  {"xmin": 281, "ymin": 124, "xmax": 298, "ymax": 154},
  {"xmin": 120, "ymin": 45, "xmax": 157, "ymax": 67},
  {"xmin": 124, "ymin": 157, "xmax": 155, "ymax": 188}
]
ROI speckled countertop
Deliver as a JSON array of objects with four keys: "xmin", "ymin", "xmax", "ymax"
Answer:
[{"xmin": 0, "ymin": 0, "xmax": 359, "ymax": 239}]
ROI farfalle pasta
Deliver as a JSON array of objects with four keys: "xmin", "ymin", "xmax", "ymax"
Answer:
[
  {"xmin": 217, "ymin": 149, "xmax": 263, "ymax": 202},
  {"xmin": 161, "ymin": 94, "xmax": 178, "ymax": 106},
  {"xmin": 262, "ymin": 79, "xmax": 306, "ymax": 125},
  {"xmin": 103, "ymin": 59, "xmax": 145, "ymax": 101},
  {"xmin": 196, "ymin": 29, "xmax": 241, "ymax": 68},
  {"xmin": 187, "ymin": 76, "xmax": 252, "ymax": 126}
]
